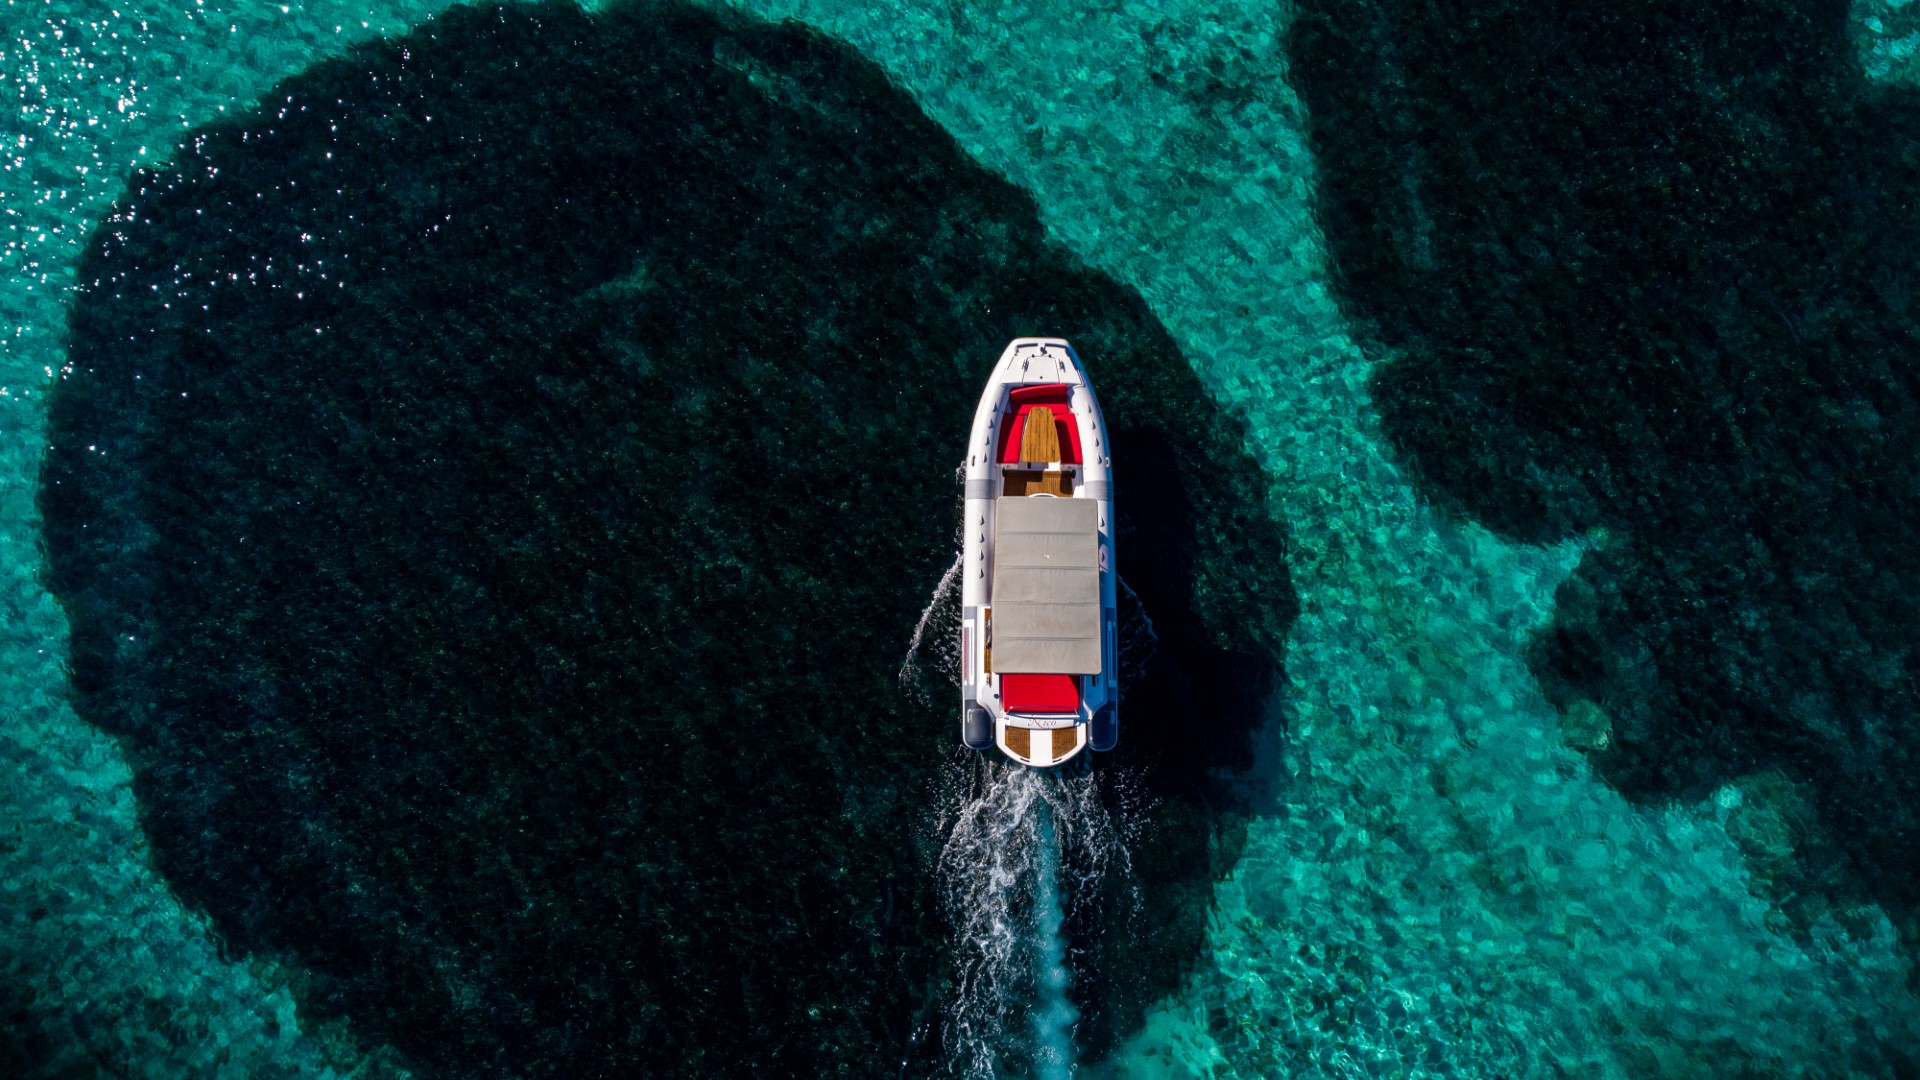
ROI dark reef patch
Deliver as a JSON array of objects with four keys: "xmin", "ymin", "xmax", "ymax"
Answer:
[
  {"xmin": 1290, "ymin": 0, "xmax": 1920, "ymax": 936},
  {"xmin": 0, "ymin": 972, "xmax": 53, "ymax": 1080},
  {"xmin": 41, "ymin": 2, "xmax": 1294, "ymax": 1075}
]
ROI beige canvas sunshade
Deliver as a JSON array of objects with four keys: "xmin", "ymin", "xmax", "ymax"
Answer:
[{"xmin": 991, "ymin": 496, "xmax": 1101, "ymax": 674}]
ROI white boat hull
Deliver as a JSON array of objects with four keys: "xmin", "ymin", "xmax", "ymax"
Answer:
[{"xmin": 959, "ymin": 338, "xmax": 1117, "ymax": 767}]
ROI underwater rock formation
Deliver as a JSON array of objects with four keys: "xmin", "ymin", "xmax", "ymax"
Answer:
[
  {"xmin": 41, "ymin": 1, "xmax": 1294, "ymax": 1074},
  {"xmin": 1291, "ymin": 0, "xmax": 1920, "ymax": 930}
]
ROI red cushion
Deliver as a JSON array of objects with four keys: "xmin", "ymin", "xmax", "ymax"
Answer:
[
  {"xmin": 994, "ymin": 384, "xmax": 1083, "ymax": 465},
  {"xmin": 1001, "ymin": 673, "xmax": 1081, "ymax": 714}
]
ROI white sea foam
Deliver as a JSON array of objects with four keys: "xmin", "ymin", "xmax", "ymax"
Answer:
[
  {"xmin": 1030, "ymin": 798, "xmax": 1077, "ymax": 1080},
  {"xmin": 900, "ymin": 550, "xmax": 964, "ymax": 703},
  {"xmin": 937, "ymin": 760, "xmax": 1127, "ymax": 1079}
]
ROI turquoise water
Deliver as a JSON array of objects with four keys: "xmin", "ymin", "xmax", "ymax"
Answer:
[{"xmin": 5, "ymin": 0, "xmax": 1920, "ymax": 1077}]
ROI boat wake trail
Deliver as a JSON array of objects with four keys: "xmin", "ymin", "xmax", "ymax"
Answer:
[
  {"xmin": 1029, "ymin": 799, "xmax": 1075, "ymax": 1080},
  {"xmin": 900, "ymin": 550, "xmax": 964, "ymax": 704},
  {"xmin": 936, "ymin": 759, "xmax": 1130, "ymax": 1079}
]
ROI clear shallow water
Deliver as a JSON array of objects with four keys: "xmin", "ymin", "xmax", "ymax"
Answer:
[{"xmin": 5, "ymin": 1, "xmax": 1919, "ymax": 1078}]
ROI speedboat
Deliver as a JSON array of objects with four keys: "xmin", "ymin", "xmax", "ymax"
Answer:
[{"xmin": 959, "ymin": 338, "xmax": 1118, "ymax": 767}]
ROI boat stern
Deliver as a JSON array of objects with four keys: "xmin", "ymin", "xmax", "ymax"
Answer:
[{"xmin": 996, "ymin": 718, "xmax": 1088, "ymax": 768}]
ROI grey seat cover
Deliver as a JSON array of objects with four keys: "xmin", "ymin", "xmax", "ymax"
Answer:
[{"xmin": 992, "ymin": 496, "xmax": 1101, "ymax": 674}]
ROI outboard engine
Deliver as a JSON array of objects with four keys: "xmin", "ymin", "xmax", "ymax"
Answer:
[
  {"xmin": 962, "ymin": 704, "xmax": 993, "ymax": 750},
  {"xmin": 1090, "ymin": 703, "xmax": 1118, "ymax": 752}
]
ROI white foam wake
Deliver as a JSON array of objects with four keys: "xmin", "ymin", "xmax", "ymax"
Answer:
[
  {"xmin": 1029, "ymin": 798, "xmax": 1075, "ymax": 1080},
  {"xmin": 936, "ymin": 760, "xmax": 1128, "ymax": 1079},
  {"xmin": 899, "ymin": 550, "xmax": 963, "ymax": 703}
]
